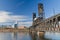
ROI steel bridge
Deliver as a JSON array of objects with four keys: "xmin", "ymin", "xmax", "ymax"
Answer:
[
  {"xmin": 30, "ymin": 13, "xmax": 60, "ymax": 32},
  {"xmin": 30, "ymin": 3, "xmax": 60, "ymax": 33}
]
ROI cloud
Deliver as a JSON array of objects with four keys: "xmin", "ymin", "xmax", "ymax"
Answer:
[
  {"xmin": 0, "ymin": 11, "xmax": 28, "ymax": 22},
  {"xmin": 0, "ymin": 11, "xmax": 11, "ymax": 22},
  {"xmin": 18, "ymin": 21, "xmax": 32, "ymax": 27},
  {"xmin": 0, "ymin": 11, "xmax": 32, "ymax": 27}
]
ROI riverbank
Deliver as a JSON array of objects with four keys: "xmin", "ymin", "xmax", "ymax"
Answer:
[{"xmin": 0, "ymin": 28, "xmax": 29, "ymax": 32}]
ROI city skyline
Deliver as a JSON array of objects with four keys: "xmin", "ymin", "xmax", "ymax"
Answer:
[{"xmin": 0, "ymin": 0, "xmax": 60, "ymax": 27}]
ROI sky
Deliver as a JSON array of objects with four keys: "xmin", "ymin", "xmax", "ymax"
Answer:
[{"xmin": 0, "ymin": 0, "xmax": 60, "ymax": 27}]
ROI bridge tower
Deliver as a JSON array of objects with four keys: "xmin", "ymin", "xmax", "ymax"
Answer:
[
  {"xmin": 38, "ymin": 3, "xmax": 45, "ymax": 21},
  {"xmin": 32, "ymin": 12, "xmax": 36, "ymax": 27},
  {"xmin": 33, "ymin": 12, "xmax": 36, "ymax": 22}
]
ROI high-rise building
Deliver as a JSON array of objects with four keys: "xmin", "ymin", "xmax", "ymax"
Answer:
[
  {"xmin": 14, "ymin": 21, "xmax": 18, "ymax": 28},
  {"xmin": 14, "ymin": 24, "xmax": 17, "ymax": 28},
  {"xmin": 38, "ymin": 3, "xmax": 45, "ymax": 20}
]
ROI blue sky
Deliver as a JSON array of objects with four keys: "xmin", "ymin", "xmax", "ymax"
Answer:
[{"xmin": 0, "ymin": 0, "xmax": 60, "ymax": 27}]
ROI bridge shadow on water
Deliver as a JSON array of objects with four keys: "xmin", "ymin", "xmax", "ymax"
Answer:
[{"xmin": 29, "ymin": 32, "xmax": 52, "ymax": 40}]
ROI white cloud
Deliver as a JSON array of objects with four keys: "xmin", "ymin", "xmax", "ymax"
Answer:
[
  {"xmin": 10, "ymin": 15, "xmax": 27, "ymax": 21},
  {"xmin": 0, "ymin": 11, "xmax": 32, "ymax": 27},
  {"xmin": 18, "ymin": 21, "xmax": 32, "ymax": 27},
  {"xmin": 0, "ymin": 11, "xmax": 27, "ymax": 22},
  {"xmin": 0, "ymin": 11, "xmax": 11, "ymax": 22}
]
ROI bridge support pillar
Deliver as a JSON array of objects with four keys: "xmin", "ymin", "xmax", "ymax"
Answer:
[{"xmin": 37, "ymin": 31, "xmax": 45, "ymax": 37}]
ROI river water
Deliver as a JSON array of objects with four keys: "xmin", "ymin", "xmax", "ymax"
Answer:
[{"xmin": 0, "ymin": 32, "xmax": 60, "ymax": 40}]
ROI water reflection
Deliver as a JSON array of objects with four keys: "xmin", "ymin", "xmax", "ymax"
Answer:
[
  {"xmin": 12, "ymin": 32, "xmax": 17, "ymax": 40},
  {"xmin": 0, "ymin": 32, "xmax": 12, "ymax": 40},
  {"xmin": 0, "ymin": 32, "xmax": 60, "ymax": 40},
  {"xmin": 12, "ymin": 32, "xmax": 31, "ymax": 40},
  {"xmin": 45, "ymin": 32, "xmax": 60, "ymax": 40},
  {"xmin": 29, "ymin": 32, "xmax": 50, "ymax": 40},
  {"xmin": 29, "ymin": 32, "xmax": 37, "ymax": 40},
  {"xmin": 29, "ymin": 32, "xmax": 60, "ymax": 40}
]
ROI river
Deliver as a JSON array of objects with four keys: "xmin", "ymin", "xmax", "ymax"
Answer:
[{"xmin": 0, "ymin": 32, "xmax": 60, "ymax": 40}]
